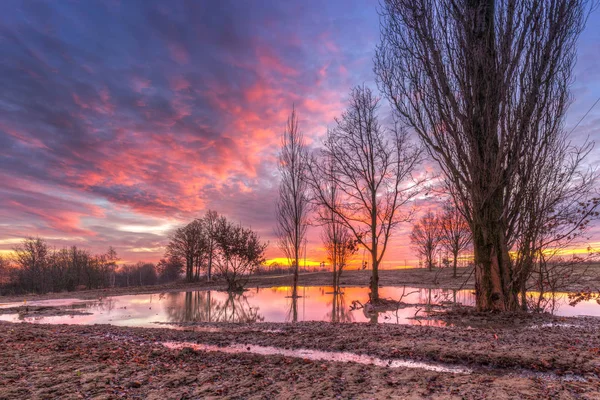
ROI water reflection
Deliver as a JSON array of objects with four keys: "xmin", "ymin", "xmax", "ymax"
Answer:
[
  {"xmin": 1, "ymin": 286, "xmax": 599, "ymax": 328},
  {"xmin": 327, "ymin": 292, "xmax": 354, "ymax": 323},
  {"xmin": 166, "ymin": 291, "xmax": 264, "ymax": 323}
]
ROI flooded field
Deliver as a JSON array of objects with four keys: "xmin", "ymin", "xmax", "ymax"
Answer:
[{"xmin": 1, "ymin": 285, "xmax": 599, "ymax": 328}]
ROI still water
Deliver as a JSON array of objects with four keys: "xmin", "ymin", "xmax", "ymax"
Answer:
[{"xmin": 1, "ymin": 286, "xmax": 599, "ymax": 328}]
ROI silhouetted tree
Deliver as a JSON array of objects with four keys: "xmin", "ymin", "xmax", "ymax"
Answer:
[
  {"xmin": 202, "ymin": 210, "xmax": 220, "ymax": 281},
  {"xmin": 410, "ymin": 211, "xmax": 442, "ymax": 271},
  {"xmin": 439, "ymin": 204, "xmax": 472, "ymax": 277},
  {"xmin": 167, "ymin": 220, "xmax": 207, "ymax": 282},
  {"xmin": 13, "ymin": 237, "xmax": 49, "ymax": 293},
  {"xmin": 214, "ymin": 217, "xmax": 268, "ymax": 292},
  {"xmin": 157, "ymin": 256, "xmax": 184, "ymax": 283},
  {"xmin": 376, "ymin": 0, "xmax": 596, "ymax": 310},
  {"xmin": 317, "ymin": 154, "xmax": 359, "ymax": 292},
  {"xmin": 306, "ymin": 86, "xmax": 423, "ymax": 302},
  {"xmin": 276, "ymin": 107, "xmax": 310, "ymax": 298}
]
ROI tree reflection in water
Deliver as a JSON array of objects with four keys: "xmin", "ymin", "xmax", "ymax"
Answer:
[
  {"xmin": 287, "ymin": 295, "xmax": 298, "ymax": 323},
  {"xmin": 166, "ymin": 291, "xmax": 264, "ymax": 323},
  {"xmin": 326, "ymin": 291, "xmax": 354, "ymax": 323}
]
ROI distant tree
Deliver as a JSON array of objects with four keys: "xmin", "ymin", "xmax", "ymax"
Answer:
[
  {"xmin": 97, "ymin": 246, "xmax": 119, "ymax": 288},
  {"xmin": 157, "ymin": 256, "xmax": 184, "ymax": 283},
  {"xmin": 321, "ymin": 223, "xmax": 357, "ymax": 293},
  {"xmin": 0, "ymin": 255, "xmax": 12, "ymax": 293},
  {"xmin": 276, "ymin": 107, "xmax": 310, "ymax": 298},
  {"xmin": 134, "ymin": 262, "xmax": 157, "ymax": 286},
  {"xmin": 439, "ymin": 204, "xmax": 472, "ymax": 278},
  {"xmin": 213, "ymin": 217, "xmax": 267, "ymax": 292},
  {"xmin": 13, "ymin": 237, "xmax": 49, "ymax": 293},
  {"xmin": 167, "ymin": 220, "xmax": 207, "ymax": 282},
  {"xmin": 410, "ymin": 211, "xmax": 442, "ymax": 271},
  {"xmin": 307, "ymin": 86, "xmax": 423, "ymax": 302},
  {"xmin": 316, "ymin": 154, "xmax": 359, "ymax": 292}
]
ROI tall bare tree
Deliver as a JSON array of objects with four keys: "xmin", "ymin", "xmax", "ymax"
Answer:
[
  {"xmin": 439, "ymin": 203, "xmax": 472, "ymax": 277},
  {"xmin": 306, "ymin": 86, "xmax": 423, "ymax": 302},
  {"xmin": 410, "ymin": 211, "xmax": 443, "ymax": 271},
  {"xmin": 202, "ymin": 210, "xmax": 219, "ymax": 282},
  {"xmin": 376, "ymin": 0, "xmax": 596, "ymax": 311},
  {"xmin": 276, "ymin": 107, "xmax": 310, "ymax": 298}
]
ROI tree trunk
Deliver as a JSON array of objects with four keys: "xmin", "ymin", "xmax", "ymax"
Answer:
[
  {"xmin": 370, "ymin": 248, "xmax": 379, "ymax": 303},
  {"xmin": 292, "ymin": 249, "xmax": 299, "ymax": 298},
  {"xmin": 452, "ymin": 249, "xmax": 458, "ymax": 278},
  {"xmin": 472, "ymin": 201, "xmax": 519, "ymax": 311}
]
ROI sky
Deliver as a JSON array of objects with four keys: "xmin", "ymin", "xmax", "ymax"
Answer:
[{"xmin": 0, "ymin": 0, "xmax": 599, "ymax": 267}]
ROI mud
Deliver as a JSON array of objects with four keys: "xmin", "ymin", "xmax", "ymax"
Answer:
[{"xmin": 1, "ymin": 316, "xmax": 600, "ymax": 399}]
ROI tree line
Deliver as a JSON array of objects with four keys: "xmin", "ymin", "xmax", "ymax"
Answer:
[
  {"xmin": 0, "ymin": 238, "xmax": 180, "ymax": 295},
  {"xmin": 0, "ymin": 208, "xmax": 267, "ymax": 295}
]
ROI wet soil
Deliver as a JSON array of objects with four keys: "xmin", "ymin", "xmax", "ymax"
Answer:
[
  {"xmin": 0, "ymin": 305, "xmax": 92, "ymax": 317},
  {"xmin": 1, "ymin": 315, "xmax": 599, "ymax": 399}
]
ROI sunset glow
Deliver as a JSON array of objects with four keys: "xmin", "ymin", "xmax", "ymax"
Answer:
[{"xmin": 1, "ymin": 0, "xmax": 599, "ymax": 267}]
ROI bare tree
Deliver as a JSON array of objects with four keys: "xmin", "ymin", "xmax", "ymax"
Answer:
[
  {"xmin": 214, "ymin": 217, "xmax": 268, "ymax": 292},
  {"xmin": 13, "ymin": 237, "xmax": 49, "ymax": 293},
  {"xmin": 306, "ymin": 86, "xmax": 423, "ymax": 302},
  {"xmin": 156, "ymin": 256, "xmax": 184, "ymax": 283},
  {"xmin": 0, "ymin": 255, "xmax": 12, "ymax": 294},
  {"xmin": 410, "ymin": 211, "xmax": 442, "ymax": 271},
  {"xmin": 375, "ymin": 0, "xmax": 596, "ymax": 311},
  {"xmin": 317, "ymin": 155, "xmax": 359, "ymax": 292},
  {"xmin": 167, "ymin": 220, "xmax": 207, "ymax": 282},
  {"xmin": 439, "ymin": 203, "xmax": 472, "ymax": 278},
  {"xmin": 511, "ymin": 136, "xmax": 599, "ymax": 308},
  {"xmin": 276, "ymin": 107, "xmax": 310, "ymax": 298},
  {"xmin": 321, "ymin": 220, "xmax": 358, "ymax": 292},
  {"xmin": 202, "ymin": 210, "xmax": 219, "ymax": 282}
]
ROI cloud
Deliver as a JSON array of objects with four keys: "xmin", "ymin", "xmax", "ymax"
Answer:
[{"xmin": 0, "ymin": 0, "xmax": 598, "ymax": 265}]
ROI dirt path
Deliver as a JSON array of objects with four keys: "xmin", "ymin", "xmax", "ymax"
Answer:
[{"xmin": 1, "ymin": 317, "xmax": 599, "ymax": 399}]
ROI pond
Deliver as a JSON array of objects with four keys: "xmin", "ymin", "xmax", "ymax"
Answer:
[{"xmin": 1, "ymin": 286, "xmax": 599, "ymax": 328}]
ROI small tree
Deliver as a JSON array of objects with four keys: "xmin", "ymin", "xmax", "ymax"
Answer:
[
  {"xmin": 321, "ymin": 222, "xmax": 357, "ymax": 292},
  {"xmin": 439, "ymin": 204, "xmax": 472, "ymax": 277},
  {"xmin": 214, "ymin": 217, "xmax": 267, "ymax": 292},
  {"xmin": 410, "ymin": 211, "xmax": 442, "ymax": 271}
]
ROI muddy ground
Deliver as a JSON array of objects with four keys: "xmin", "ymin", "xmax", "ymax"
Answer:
[
  {"xmin": 1, "ymin": 314, "xmax": 600, "ymax": 399},
  {"xmin": 3, "ymin": 265, "xmax": 599, "ymax": 304}
]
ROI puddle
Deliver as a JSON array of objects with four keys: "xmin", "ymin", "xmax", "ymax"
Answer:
[
  {"xmin": 162, "ymin": 341, "xmax": 472, "ymax": 374},
  {"xmin": 1, "ymin": 286, "xmax": 599, "ymax": 328}
]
